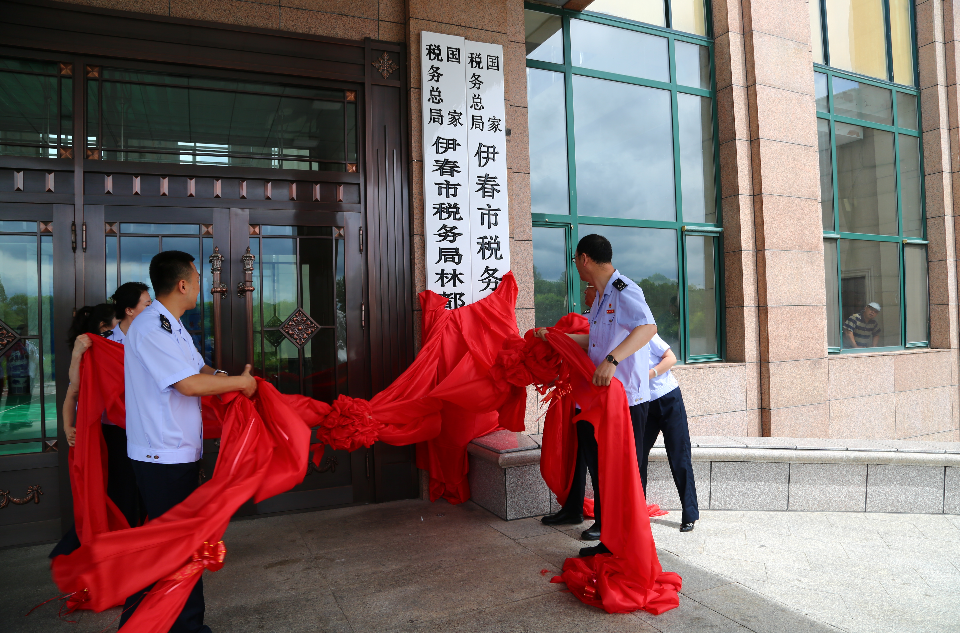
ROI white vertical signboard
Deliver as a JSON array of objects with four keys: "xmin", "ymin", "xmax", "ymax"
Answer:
[
  {"xmin": 421, "ymin": 32, "xmax": 471, "ymax": 309},
  {"xmin": 464, "ymin": 40, "xmax": 510, "ymax": 303}
]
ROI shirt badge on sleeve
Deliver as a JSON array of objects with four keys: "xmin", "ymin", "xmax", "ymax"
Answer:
[
  {"xmin": 160, "ymin": 314, "xmax": 172, "ymax": 333},
  {"xmin": 612, "ymin": 278, "xmax": 627, "ymax": 291}
]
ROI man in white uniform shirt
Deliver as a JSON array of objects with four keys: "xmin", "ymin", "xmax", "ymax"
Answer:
[
  {"xmin": 120, "ymin": 250, "xmax": 256, "ymax": 633},
  {"xmin": 639, "ymin": 334, "xmax": 699, "ymax": 532},
  {"xmin": 536, "ymin": 234, "xmax": 657, "ymax": 557}
]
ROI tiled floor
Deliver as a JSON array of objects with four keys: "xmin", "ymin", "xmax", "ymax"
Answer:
[{"xmin": 3, "ymin": 500, "xmax": 958, "ymax": 632}]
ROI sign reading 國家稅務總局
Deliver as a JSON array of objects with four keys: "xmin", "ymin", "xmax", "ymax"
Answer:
[{"xmin": 421, "ymin": 31, "xmax": 509, "ymax": 309}]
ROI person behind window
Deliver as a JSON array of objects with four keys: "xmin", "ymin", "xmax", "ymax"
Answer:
[{"xmin": 843, "ymin": 302, "xmax": 882, "ymax": 348}]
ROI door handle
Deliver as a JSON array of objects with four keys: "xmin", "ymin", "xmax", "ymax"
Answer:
[
  {"xmin": 236, "ymin": 246, "xmax": 256, "ymax": 367},
  {"xmin": 209, "ymin": 245, "xmax": 227, "ymax": 369}
]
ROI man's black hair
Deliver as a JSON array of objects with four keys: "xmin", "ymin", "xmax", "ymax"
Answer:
[
  {"xmin": 575, "ymin": 234, "xmax": 613, "ymax": 265},
  {"xmin": 111, "ymin": 281, "xmax": 150, "ymax": 320},
  {"xmin": 149, "ymin": 250, "xmax": 196, "ymax": 296}
]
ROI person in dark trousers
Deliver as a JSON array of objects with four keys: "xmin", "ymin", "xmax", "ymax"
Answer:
[
  {"xmin": 639, "ymin": 334, "xmax": 699, "ymax": 532},
  {"xmin": 535, "ymin": 234, "xmax": 657, "ymax": 557},
  {"xmin": 120, "ymin": 251, "xmax": 257, "ymax": 633}
]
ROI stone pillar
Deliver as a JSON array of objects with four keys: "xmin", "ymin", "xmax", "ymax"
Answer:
[{"xmin": 739, "ymin": 0, "xmax": 829, "ymax": 437}]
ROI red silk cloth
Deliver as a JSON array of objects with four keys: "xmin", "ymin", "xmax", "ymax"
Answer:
[
  {"xmin": 494, "ymin": 315, "xmax": 680, "ymax": 613},
  {"xmin": 52, "ymin": 273, "xmax": 679, "ymax": 627}
]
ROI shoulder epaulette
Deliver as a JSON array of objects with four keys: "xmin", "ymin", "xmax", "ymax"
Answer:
[
  {"xmin": 612, "ymin": 278, "xmax": 627, "ymax": 291},
  {"xmin": 159, "ymin": 314, "xmax": 172, "ymax": 333}
]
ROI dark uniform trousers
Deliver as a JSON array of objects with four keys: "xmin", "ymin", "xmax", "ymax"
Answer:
[
  {"xmin": 639, "ymin": 387, "xmax": 699, "ymax": 524},
  {"xmin": 120, "ymin": 459, "xmax": 206, "ymax": 633},
  {"xmin": 562, "ymin": 402, "xmax": 649, "ymax": 533}
]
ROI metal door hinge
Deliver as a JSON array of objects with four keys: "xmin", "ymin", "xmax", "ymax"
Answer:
[
  {"xmin": 359, "ymin": 226, "xmax": 363, "ymax": 253},
  {"xmin": 365, "ymin": 452, "xmax": 372, "ymax": 478},
  {"xmin": 81, "ymin": 222, "xmax": 87, "ymax": 252},
  {"xmin": 71, "ymin": 221, "xmax": 77, "ymax": 252},
  {"xmin": 361, "ymin": 302, "xmax": 365, "ymax": 330}
]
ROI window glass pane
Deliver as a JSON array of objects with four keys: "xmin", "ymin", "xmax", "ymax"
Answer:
[
  {"xmin": 810, "ymin": 0, "xmax": 824, "ymax": 65},
  {"xmin": 836, "ymin": 124, "xmax": 897, "ymax": 235},
  {"xmin": 0, "ymin": 221, "xmax": 36, "ymax": 232},
  {"xmin": 586, "ymin": 0, "xmax": 666, "ymax": 27},
  {"xmin": 685, "ymin": 235, "xmax": 718, "ymax": 356},
  {"xmin": 889, "ymin": 0, "xmax": 915, "ymax": 86},
  {"xmin": 671, "ymin": 0, "xmax": 708, "ymax": 36},
  {"xmin": 839, "ymin": 239, "xmax": 900, "ymax": 348},
  {"xmin": 904, "ymin": 245, "xmax": 928, "ymax": 343},
  {"xmin": 0, "ymin": 342, "xmax": 43, "ymax": 443},
  {"xmin": 98, "ymin": 74, "xmax": 349, "ymax": 170},
  {"xmin": 573, "ymin": 76, "xmax": 675, "ymax": 221},
  {"xmin": 817, "ymin": 118, "xmax": 835, "ymax": 230},
  {"xmin": 532, "ymin": 226, "xmax": 569, "ymax": 327},
  {"xmin": 824, "ymin": 240, "xmax": 841, "ymax": 348},
  {"xmin": 261, "ymin": 238, "xmax": 298, "ymax": 327},
  {"xmin": 815, "ymin": 72, "xmax": 829, "ymax": 112},
  {"xmin": 578, "ymin": 226, "xmax": 680, "ymax": 351},
  {"xmin": 896, "ymin": 93, "xmax": 918, "ymax": 130},
  {"xmin": 525, "ymin": 10, "xmax": 564, "ymax": 63},
  {"xmin": 570, "ymin": 20, "xmax": 669, "ymax": 82},
  {"xmin": 119, "ymin": 236, "xmax": 158, "ymax": 288},
  {"xmin": 898, "ymin": 135, "xmax": 923, "ymax": 238},
  {"xmin": 0, "ymin": 235, "xmax": 40, "ymax": 334},
  {"xmin": 335, "ymin": 239, "xmax": 347, "ymax": 395},
  {"xmin": 301, "ymin": 237, "xmax": 334, "ymax": 327},
  {"xmin": 832, "ymin": 76, "xmax": 892, "ymax": 125},
  {"xmin": 527, "ymin": 69, "xmax": 569, "ymax": 216},
  {"xmin": 677, "ymin": 93, "xmax": 716, "ymax": 223},
  {"xmin": 120, "ymin": 223, "xmax": 200, "ymax": 234},
  {"xmin": 0, "ymin": 69, "xmax": 61, "ymax": 158},
  {"xmin": 824, "ymin": 0, "xmax": 887, "ymax": 80},
  {"xmin": 675, "ymin": 42, "xmax": 710, "ymax": 89},
  {"xmin": 304, "ymin": 328, "xmax": 335, "ymax": 403},
  {"xmin": 106, "ymin": 235, "xmax": 118, "ymax": 299},
  {"xmin": 40, "ymin": 236, "xmax": 54, "ymax": 437}
]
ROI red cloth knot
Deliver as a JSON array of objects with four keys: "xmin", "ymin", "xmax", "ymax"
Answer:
[
  {"xmin": 315, "ymin": 395, "xmax": 383, "ymax": 454},
  {"xmin": 163, "ymin": 541, "xmax": 226, "ymax": 583}
]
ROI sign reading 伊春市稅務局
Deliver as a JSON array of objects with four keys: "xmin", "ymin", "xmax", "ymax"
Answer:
[{"xmin": 421, "ymin": 31, "xmax": 509, "ymax": 309}]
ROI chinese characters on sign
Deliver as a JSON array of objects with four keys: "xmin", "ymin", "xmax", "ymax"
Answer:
[{"xmin": 421, "ymin": 32, "xmax": 510, "ymax": 309}]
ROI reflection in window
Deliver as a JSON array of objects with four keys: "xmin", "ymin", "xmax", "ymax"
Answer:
[
  {"xmin": 835, "ymin": 124, "xmax": 897, "ymax": 235},
  {"xmin": 832, "ymin": 76, "xmax": 892, "ymax": 125},
  {"xmin": 888, "ymin": 0, "xmax": 915, "ymax": 85},
  {"xmin": 533, "ymin": 226, "xmax": 569, "ymax": 327},
  {"xmin": 904, "ymin": 245, "xmax": 929, "ymax": 343},
  {"xmin": 570, "ymin": 20, "xmax": 669, "ymax": 81},
  {"xmin": 824, "ymin": 0, "xmax": 887, "ymax": 79},
  {"xmin": 896, "ymin": 93, "xmax": 918, "ymax": 130},
  {"xmin": 670, "ymin": 0, "xmax": 708, "ymax": 36},
  {"xmin": 685, "ymin": 235, "xmax": 717, "ymax": 356},
  {"xmin": 527, "ymin": 69, "xmax": 569, "ymax": 216},
  {"xmin": 899, "ymin": 135, "xmax": 923, "ymax": 238},
  {"xmin": 824, "ymin": 240, "xmax": 841, "ymax": 348},
  {"xmin": 586, "ymin": 0, "xmax": 665, "ymax": 27},
  {"xmin": 87, "ymin": 69, "xmax": 354, "ymax": 171},
  {"xmin": 817, "ymin": 119, "xmax": 835, "ymax": 230},
  {"xmin": 839, "ymin": 239, "xmax": 900, "ymax": 348},
  {"xmin": 810, "ymin": 0, "xmax": 825, "ymax": 64},
  {"xmin": 815, "ymin": 73, "xmax": 829, "ymax": 112},
  {"xmin": 675, "ymin": 42, "xmax": 710, "ymax": 90},
  {"xmin": 579, "ymin": 226, "xmax": 680, "ymax": 351},
  {"xmin": 0, "ymin": 57, "xmax": 72, "ymax": 158},
  {"xmin": 525, "ymin": 10, "xmax": 563, "ymax": 63},
  {"xmin": 678, "ymin": 94, "xmax": 716, "ymax": 223},
  {"xmin": 573, "ymin": 76, "xmax": 675, "ymax": 221}
]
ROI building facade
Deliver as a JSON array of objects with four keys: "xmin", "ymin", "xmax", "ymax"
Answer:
[{"xmin": 0, "ymin": 0, "xmax": 956, "ymax": 546}]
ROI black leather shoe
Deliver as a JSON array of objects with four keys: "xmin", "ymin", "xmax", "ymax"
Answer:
[
  {"xmin": 540, "ymin": 508, "xmax": 583, "ymax": 525},
  {"xmin": 578, "ymin": 542, "xmax": 610, "ymax": 557},
  {"xmin": 580, "ymin": 523, "xmax": 600, "ymax": 541},
  {"xmin": 680, "ymin": 522, "xmax": 695, "ymax": 533}
]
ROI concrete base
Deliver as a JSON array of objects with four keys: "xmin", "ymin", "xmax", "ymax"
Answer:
[{"xmin": 467, "ymin": 432, "xmax": 960, "ymax": 518}]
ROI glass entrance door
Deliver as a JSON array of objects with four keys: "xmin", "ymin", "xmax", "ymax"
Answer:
[{"xmin": 86, "ymin": 206, "xmax": 370, "ymax": 515}]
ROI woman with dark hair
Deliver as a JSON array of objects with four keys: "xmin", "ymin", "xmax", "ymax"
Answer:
[{"xmin": 55, "ymin": 284, "xmax": 152, "ymax": 556}]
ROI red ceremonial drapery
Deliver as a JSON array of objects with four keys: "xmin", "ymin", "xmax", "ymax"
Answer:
[{"xmin": 51, "ymin": 272, "xmax": 679, "ymax": 629}]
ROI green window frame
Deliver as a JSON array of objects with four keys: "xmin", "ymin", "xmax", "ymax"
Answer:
[
  {"xmin": 816, "ymin": 62, "xmax": 928, "ymax": 353},
  {"xmin": 527, "ymin": 2, "xmax": 723, "ymax": 364}
]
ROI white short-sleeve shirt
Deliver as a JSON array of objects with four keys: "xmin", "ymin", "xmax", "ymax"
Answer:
[
  {"xmin": 586, "ymin": 270, "xmax": 656, "ymax": 405},
  {"xmin": 124, "ymin": 301, "xmax": 205, "ymax": 464},
  {"xmin": 100, "ymin": 327, "xmax": 126, "ymax": 426},
  {"xmin": 648, "ymin": 334, "xmax": 680, "ymax": 401}
]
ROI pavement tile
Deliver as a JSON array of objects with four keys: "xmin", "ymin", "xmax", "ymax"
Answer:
[
  {"xmin": 513, "ymin": 530, "xmax": 585, "ymax": 569},
  {"xmin": 656, "ymin": 550, "xmax": 732, "ymax": 595},
  {"xmin": 486, "ymin": 516, "xmax": 557, "ymax": 539},
  {"xmin": 634, "ymin": 593, "xmax": 753, "ymax": 632},
  {"xmin": 689, "ymin": 582, "xmax": 843, "ymax": 633}
]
